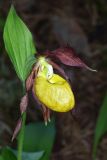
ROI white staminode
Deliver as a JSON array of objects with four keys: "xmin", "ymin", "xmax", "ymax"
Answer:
[
  {"xmin": 46, "ymin": 64, "xmax": 53, "ymax": 79},
  {"xmin": 37, "ymin": 57, "xmax": 53, "ymax": 79}
]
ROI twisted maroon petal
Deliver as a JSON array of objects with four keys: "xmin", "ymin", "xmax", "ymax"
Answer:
[
  {"xmin": 26, "ymin": 71, "xmax": 35, "ymax": 91},
  {"xmin": 20, "ymin": 94, "xmax": 28, "ymax": 115},
  {"xmin": 12, "ymin": 118, "xmax": 22, "ymax": 141}
]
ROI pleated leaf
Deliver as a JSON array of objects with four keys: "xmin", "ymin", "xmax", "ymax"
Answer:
[
  {"xmin": 3, "ymin": 5, "xmax": 36, "ymax": 82},
  {"xmin": 0, "ymin": 147, "xmax": 44, "ymax": 160},
  {"xmin": 23, "ymin": 120, "xmax": 56, "ymax": 160},
  {"xmin": 93, "ymin": 94, "xmax": 107, "ymax": 159}
]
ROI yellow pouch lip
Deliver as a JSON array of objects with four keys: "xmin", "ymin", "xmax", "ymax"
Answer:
[
  {"xmin": 34, "ymin": 74, "xmax": 75, "ymax": 112},
  {"xmin": 47, "ymin": 74, "xmax": 66, "ymax": 84}
]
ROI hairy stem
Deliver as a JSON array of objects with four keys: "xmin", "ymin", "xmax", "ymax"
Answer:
[
  {"xmin": 17, "ymin": 81, "xmax": 26, "ymax": 160},
  {"xmin": 17, "ymin": 112, "xmax": 26, "ymax": 160}
]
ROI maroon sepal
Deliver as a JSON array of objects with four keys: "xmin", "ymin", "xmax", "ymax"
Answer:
[
  {"xmin": 12, "ymin": 118, "xmax": 22, "ymax": 141},
  {"xmin": 46, "ymin": 47, "xmax": 96, "ymax": 72}
]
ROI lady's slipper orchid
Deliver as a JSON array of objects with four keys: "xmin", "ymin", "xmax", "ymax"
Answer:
[{"xmin": 12, "ymin": 47, "xmax": 96, "ymax": 140}]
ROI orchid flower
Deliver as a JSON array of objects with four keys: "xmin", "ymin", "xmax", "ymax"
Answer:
[{"xmin": 12, "ymin": 47, "xmax": 96, "ymax": 141}]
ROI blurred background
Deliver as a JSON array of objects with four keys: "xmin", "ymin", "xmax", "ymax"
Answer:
[{"xmin": 0, "ymin": 0, "xmax": 107, "ymax": 160}]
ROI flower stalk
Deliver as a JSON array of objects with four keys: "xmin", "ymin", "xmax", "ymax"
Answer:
[
  {"xmin": 17, "ymin": 82, "xmax": 26, "ymax": 160},
  {"xmin": 17, "ymin": 112, "xmax": 26, "ymax": 160}
]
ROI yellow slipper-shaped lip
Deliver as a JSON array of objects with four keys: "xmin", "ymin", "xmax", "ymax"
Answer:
[{"xmin": 34, "ymin": 74, "xmax": 75, "ymax": 112}]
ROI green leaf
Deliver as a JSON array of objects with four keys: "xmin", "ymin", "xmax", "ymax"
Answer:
[
  {"xmin": 3, "ymin": 5, "xmax": 36, "ymax": 82},
  {"xmin": 93, "ymin": 94, "xmax": 107, "ymax": 159},
  {"xmin": 0, "ymin": 147, "xmax": 43, "ymax": 160},
  {"xmin": 21, "ymin": 151, "xmax": 44, "ymax": 160},
  {"xmin": 0, "ymin": 156, "xmax": 3, "ymax": 160},
  {"xmin": 1, "ymin": 148, "xmax": 17, "ymax": 160},
  {"xmin": 12, "ymin": 150, "xmax": 44, "ymax": 160},
  {"xmin": 23, "ymin": 120, "xmax": 56, "ymax": 160}
]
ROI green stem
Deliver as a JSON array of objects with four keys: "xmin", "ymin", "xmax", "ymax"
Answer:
[
  {"xmin": 17, "ymin": 81, "xmax": 26, "ymax": 160},
  {"xmin": 17, "ymin": 112, "xmax": 26, "ymax": 160}
]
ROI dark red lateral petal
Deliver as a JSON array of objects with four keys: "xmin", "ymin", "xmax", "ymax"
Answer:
[
  {"xmin": 20, "ymin": 94, "xmax": 28, "ymax": 115},
  {"xmin": 41, "ymin": 104, "xmax": 51, "ymax": 125},
  {"xmin": 12, "ymin": 118, "xmax": 22, "ymax": 141},
  {"xmin": 46, "ymin": 47, "xmax": 96, "ymax": 72},
  {"xmin": 26, "ymin": 71, "xmax": 35, "ymax": 91}
]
